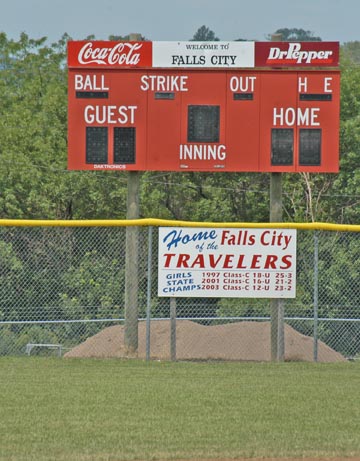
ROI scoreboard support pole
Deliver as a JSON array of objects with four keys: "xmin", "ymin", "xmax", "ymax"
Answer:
[
  {"xmin": 124, "ymin": 171, "xmax": 140, "ymax": 355},
  {"xmin": 124, "ymin": 33, "xmax": 142, "ymax": 355},
  {"xmin": 270, "ymin": 172, "xmax": 285, "ymax": 361},
  {"xmin": 269, "ymin": 33, "xmax": 285, "ymax": 363}
]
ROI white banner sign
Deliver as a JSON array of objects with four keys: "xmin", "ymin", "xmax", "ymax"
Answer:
[
  {"xmin": 158, "ymin": 227, "xmax": 297, "ymax": 298},
  {"xmin": 152, "ymin": 41, "xmax": 255, "ymax": 68}
]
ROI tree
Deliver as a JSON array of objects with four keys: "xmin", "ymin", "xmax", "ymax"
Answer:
[
  {"xmin": 0, "ymin": 33, "xmax": 129, "ymax": 220},
  {"xmin": 341, "ymin": 41, "xmax": 360, "ymax": 64},
  {"xmin": 191, "ymin": 25, "xmax": 219, "ymax": 41},
  {"xmin": 265, "ymin": 47, "xmax": 360, "ymax": 225},
  {"xmin": 268, "ymin": 28, "xmax": 322, "ymax": 41},
  {"xmin": 140, "ymin": 171, "xmax": 270, "ymax": 222}
]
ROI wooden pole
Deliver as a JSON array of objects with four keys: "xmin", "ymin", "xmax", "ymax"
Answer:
[
  {"xmin": 270, "ymin": 172, "xmax": 285, "ymax": 361},
  {"xmin": 124, "ymin": 171, "xmax": 140, "ymax": 355},
  {"xmin": 270, "ymin": 33, "xmax": 285, "ymax": 362},
  {"xmin": 124, "ymin": 33, "xmax": 142, "ymax": 356}
]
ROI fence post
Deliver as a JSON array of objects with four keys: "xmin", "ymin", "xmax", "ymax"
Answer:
[
  {"xmin": 170, "ymin": 298, "xmax": 177, "ymax": 361},
  {"xmin": 270, "ymin": 172, "xmax": 285, "ymax": 362},
  {"xmin": 146, "ymin": 226, "xmax": 153, "ymax": 361},
  {"xmin": 313, "ymin": 231, "xmax": 319, "ymax": 362}
]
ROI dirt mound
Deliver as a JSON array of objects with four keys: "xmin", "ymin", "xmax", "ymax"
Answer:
[{"xmin": 64, "ymin": 320, "xmax": 346, "ymax": 362}]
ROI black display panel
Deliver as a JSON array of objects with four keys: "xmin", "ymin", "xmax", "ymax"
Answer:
[
  {"xmin": 86, "ymin": 127, "xmax": 108, "ymax": 164},
  {"xmin": 300, "ymin": 94, "xmax": 332, "ymax": 101},
  {"xmin": 155, "ymin": 92, "xmax": 175, "ymax": 99},
  {"xmin": 271, "ymin": 129, "xmax": 294, "ymax": 165},
  {"xmin": 188, "ymin": 105, "xmax": 220, "ymax": 142},
  {"xmin": 299, "ymin": 129, "xmax": 322, "ymax": 166},
  {"xmin": 76, "ymin": 91, "xmax": 109, "ymax": 98},
  {"xmin": 233, "ymin": 93, "xmax": 254, "ymax": 100},
  {"xmin": 114, "ymin": 127, "xmax": 136, "ymax": 164}
]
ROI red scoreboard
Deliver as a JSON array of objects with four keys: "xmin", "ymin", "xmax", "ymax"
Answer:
[{"xmin": 67, "ymin": 41, "xmax": 340, "ymax": 173}]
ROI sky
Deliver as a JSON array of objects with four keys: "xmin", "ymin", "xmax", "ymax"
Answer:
[{"xmin": 0, "ymin": 0, "xmax": 360, "ymax": 44}]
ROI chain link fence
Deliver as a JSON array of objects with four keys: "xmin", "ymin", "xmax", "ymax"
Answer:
[{"xmin": 0, "ymin": 221, "xmax": 359, "ymax": 361}]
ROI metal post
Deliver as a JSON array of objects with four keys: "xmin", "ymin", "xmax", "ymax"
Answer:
[
  {"xmin": 313, "ymin": 231, "xmax": 319, "ymax": 362},
  {"xmin": 145, "ymin": 226, "xmax": 153, "ymax": 361},
  {"xmin": 170, "ymin": 297, "xmax": 177, "ymax": 361},
  {"xmin": 124, "ymin": 171, "xmax": 140, "ymax": 355}
]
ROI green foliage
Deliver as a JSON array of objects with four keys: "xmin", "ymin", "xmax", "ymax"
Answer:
[
  {"xmin": 0, "ymin": 33, "xmax": 128, "ymax": 220},
  {"xmin": 141, "ymin": 172, "xmax": 269, "ymax": 221},
  {"xmin": 60, "ymin": 249, "xmax": 125, "ymax": 319},
  {"xmin": 217, "ymin": 298, "xmax": 269, "ymax": 318},
  {"xmin": 15, "ymin": 326, "xmax": 60, "ymax": 355},
  {"xmin": 191, "ymin": 25, "xmax": 219, "ymax": 41},
  {"xmin": 0, "ymin": 325, "xmax": 61, "ymax": 356},
  {"xmin": 268, "ymin": 28, "xmax": 322, "ymax": 41},
  {"xmin": 341, "ymin": 41, "xmax": 360, "ymax": 64},
  {"xmin": 340, "ymin": 60, "xmax": 360, "ymax": 121},
  {"xmin": 108, "ymin": 34, "xmax": 146, "ymax": 41},
  {"xmin": 0, "ymin": 240, "xmax": 23, "ymax": 321},
  {"xmin": 0, "ymin": 33, "xmax": 68, "ymax": 218},
  {"xmin": 0, "ymin": 327, "xmax": 17, "ymax": 355}
]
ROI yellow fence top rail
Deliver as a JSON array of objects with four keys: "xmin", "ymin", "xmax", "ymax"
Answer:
[{"xmin": 0, "ymin": 218, "xmax": 359, "ymax": 232}]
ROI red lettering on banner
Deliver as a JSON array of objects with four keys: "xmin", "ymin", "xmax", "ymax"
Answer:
[
  {"xmin": 280, "ymin": 255, "xmax": 293, "ymax": 269},
  {"xmin": 209, "ymin": 254, "xmax": 222, "ymax": 268},
  {"xmin": 163, "ymin": 253, "xmax": 293, "ymax": 270}
]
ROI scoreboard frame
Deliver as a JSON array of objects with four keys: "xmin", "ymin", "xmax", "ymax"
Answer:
[{"xmin": 67, "ymin": 40, "xmax": 340, "ymax": 173}]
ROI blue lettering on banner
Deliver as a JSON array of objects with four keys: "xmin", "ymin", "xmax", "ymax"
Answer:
[
  {"xmin": 163, "ymin": 284, "xmax": 201, "ymax": 294},
  {"xmin": 162, "ymin": 229, "xmax": 218, "ymax": 251}
]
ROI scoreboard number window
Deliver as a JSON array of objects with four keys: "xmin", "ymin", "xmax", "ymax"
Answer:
[
  {"xmin": 233, "ymin": 93, "xmax": 254, "ymax": 100},
  {"xmin": 188, "ymin": 105, "xmax": 220, "ymax": 143},
  {"xmin": 76, "ymin": 91, "xmax": 109, "ymax": 99},
  {"xmin": 114, "ymin": 127, "xmax": 136, "ymax": 164},
  {"xmin": 299, "ymin": 129, "xmax": 322, "ymax": 166},
  {"xmin": 299, "ymin": 93, "xmax": 332, "ymax": 101},
  {"xmin": 86, "ymin": 127, "xmax": 108, "ymax": 164},
  {"xmin": 271, "ymin": 128, "xmax": 294, "ymax": 166}
]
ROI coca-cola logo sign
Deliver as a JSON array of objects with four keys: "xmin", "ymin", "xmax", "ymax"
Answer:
[
  {"xmin": 78, "ymin": 42, "xmax": 142, "ymax": 65},
  {"xmin": 68, "ymin": 41, "xmax": 152, "ymax": 68}
]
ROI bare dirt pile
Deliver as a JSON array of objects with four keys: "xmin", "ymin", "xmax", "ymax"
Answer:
[{"xmin": 64, "ymin": 320, "xmax": 346, "ymax": 362}]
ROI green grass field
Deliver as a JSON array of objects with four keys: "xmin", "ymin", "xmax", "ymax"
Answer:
[{"xmin": 0, "ymin": 358, "xmax": 359, "ymax": 461}]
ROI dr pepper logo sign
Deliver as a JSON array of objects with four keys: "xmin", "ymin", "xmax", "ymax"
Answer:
[{"xmin": 255, "ymin": 42, "xmax": 339, "ymax": 67}]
